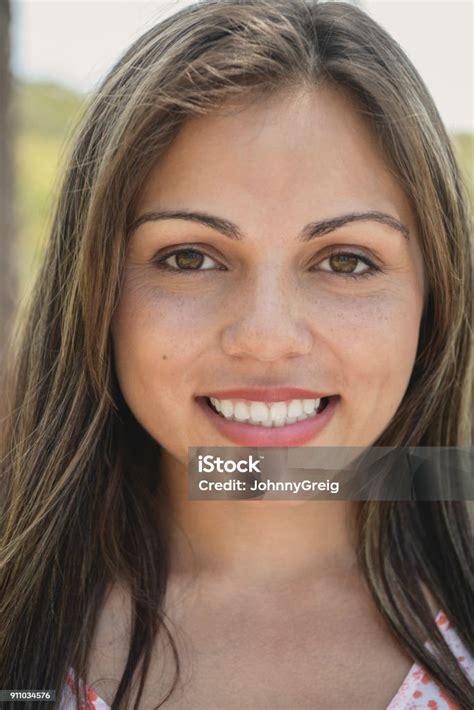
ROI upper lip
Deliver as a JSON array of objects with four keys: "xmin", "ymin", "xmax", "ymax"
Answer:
[{"xmin": 199, "ymin": 388, "xmax": 332, "ymax": 402}]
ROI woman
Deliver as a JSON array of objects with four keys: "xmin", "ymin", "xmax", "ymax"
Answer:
[{"xmin": 0, "ymin": 0, "xmax": 472, "ymax": 708}]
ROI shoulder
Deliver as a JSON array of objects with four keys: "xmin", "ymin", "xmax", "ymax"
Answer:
[
  {"xmin": 387, "ymin": 611, "xmax": 473, "ymax": 709},
  {"xmin": 435, "ymin": 612, "xmax": 474, "ymax": 682},
  {"xmin": 85, "ymin": 582, "xmax": 133, "ymax": 705}
]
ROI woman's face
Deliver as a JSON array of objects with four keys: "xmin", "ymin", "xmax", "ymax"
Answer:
[{"xmin": 111, "ymin": 85, "xmax": 425, "ymax": 465}]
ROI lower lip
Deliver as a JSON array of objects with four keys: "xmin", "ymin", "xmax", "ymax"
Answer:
[{"xmin": 195, "ymin": 396, "xmax": 339, "ymax": 446}]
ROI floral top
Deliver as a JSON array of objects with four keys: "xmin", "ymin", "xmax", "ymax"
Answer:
[{"xmin": 60, "ymin": 611, "xmax": 473, "ymax": 710}]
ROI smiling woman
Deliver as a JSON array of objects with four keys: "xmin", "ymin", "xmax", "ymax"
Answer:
[
  {"xmin": 113, "ymin": 84, "xmax": 425, "ymax": 453},
  {"xmin": 0, "ymin": 1, "xmax": 473, "ymax": 709}
]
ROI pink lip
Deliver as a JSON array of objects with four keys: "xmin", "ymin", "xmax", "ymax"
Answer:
[
  {"xmin": 195, "ymin": 395, "xmax": 339, "ymax": 446},
  {"xmin": 201, "ymin": 387, "xmax": 331, "ymax": 402}
]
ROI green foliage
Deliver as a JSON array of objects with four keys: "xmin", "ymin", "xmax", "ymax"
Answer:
[
  {"xmin": 15, "ymin": 80, "xmax": 86, "ymax": 137},
  {"xmin": 14, "ymin": 80, "xmax": 86, "ymax": 292},
  {"xmin": 452, "ymin": 133, "xmax": 474, "ymax": 208}
]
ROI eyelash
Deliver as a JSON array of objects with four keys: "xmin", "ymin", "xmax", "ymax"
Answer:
[{"xmin": 153, "ymin": 247, "xmax": 381, "ymax": 280}]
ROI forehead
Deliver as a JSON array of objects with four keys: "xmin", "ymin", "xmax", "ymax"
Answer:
[{"xmin": 136, "ymin": 85, "xmax": 414, "ymax": 232}]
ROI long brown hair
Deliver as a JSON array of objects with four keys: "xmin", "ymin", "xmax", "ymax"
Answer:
[{"xmin": 1, "ymin": 1, "xmax": 472, "ymax": 707}]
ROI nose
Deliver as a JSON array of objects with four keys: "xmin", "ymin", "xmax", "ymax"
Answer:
[{"xmin": 220, "ymin": 270, "xmax": 313, "ymax": 362}]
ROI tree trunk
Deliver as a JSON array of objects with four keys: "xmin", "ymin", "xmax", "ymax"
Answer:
[{"xmin": 0, "ymin": 0, "xmax": 17, "ymax": 365}]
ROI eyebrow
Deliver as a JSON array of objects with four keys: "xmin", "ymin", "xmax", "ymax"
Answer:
[{"xmin": 128, "ymin": 209, "xmax": 410, "ymax": 241}]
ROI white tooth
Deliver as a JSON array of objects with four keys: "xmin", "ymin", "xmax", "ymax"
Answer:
[
  {"xmin": 269, "ymin": 401, "xmax": 288, "ymax": 424},
  {"xmin": 287, "ymin": 399, "xmax": 303, "ymax": 417},
  {"xmin": 213, "ymin": 397, "xmax": 325, "ymax": 425},
  {"xmin": 303, "ymin": 398, "xmax": 318, "ymax": 414},
  {"xmin": 249, "ymin": 402, "xmax": 269, "ymax": 422},
  {"xmin": 220, "ymin": 400, "xmax": 234, "ymax": 418},
  {"xmin": 234, "ymin": 401, "xmax": 250, "ymax": 421}
]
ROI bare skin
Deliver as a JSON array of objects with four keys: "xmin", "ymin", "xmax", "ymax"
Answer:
[
  {"xmin": 86, "ymin": 575, "xmax": 417, "ymax": 709},
  {"xmin": 95, "ymin": 84, "xmax": 427, "ymax": 708}
]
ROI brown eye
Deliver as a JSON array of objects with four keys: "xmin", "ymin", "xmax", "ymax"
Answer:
[
  {"xmin": 155, "ymin": 248, "xmax": 222, "ymax": 272},
  {"xmin": 174, "ymin": 250, "xmax": 206, "ymax": 269},
  {"xmin": 329, "ymin": 254, "xmax": 360, "ymax": 273},
  {"xmin": 316, "ymin": 251, "xmax": 378, "ymax": 279}
]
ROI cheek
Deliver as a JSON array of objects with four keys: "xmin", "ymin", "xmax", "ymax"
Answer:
[
  {"xmin": 111, "ymin": 278, "xmax": 216, "ymax": 407},
  {"xmin": 322, "ymin": 288, "xmax": 422, "ymax": 409}
]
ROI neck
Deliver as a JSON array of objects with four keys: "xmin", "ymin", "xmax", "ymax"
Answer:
[{"xmin": 157, "ymin": 451, "xmax": 359, "ymax": 587}]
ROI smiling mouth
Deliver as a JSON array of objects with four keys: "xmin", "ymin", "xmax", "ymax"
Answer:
[{"xmin": 202, "ymin": 395, "xmax": 332, "ymax": 428}]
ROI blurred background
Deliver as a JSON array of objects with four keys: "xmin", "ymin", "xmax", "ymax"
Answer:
[{"xmin": 0, "ymin": 0, "xmax": 472, "ymax": 361}]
